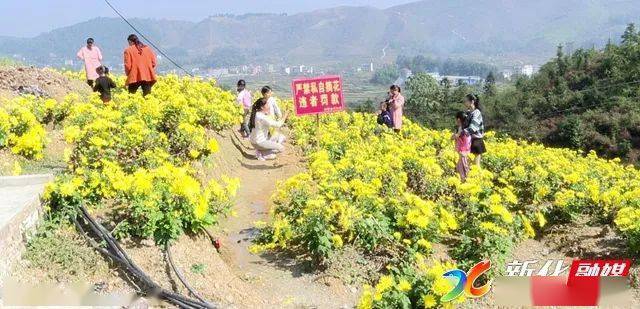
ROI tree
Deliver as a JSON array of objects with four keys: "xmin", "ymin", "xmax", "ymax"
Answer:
[
  {"xmin": 404, "ymin": 73, "xmax": 442, "ymax": 125},
  {"xmin": 556, "ymin": 44, "xmax": 567, "ymax": 77},
  {"xmin": 371, "ymin": 64, "xmax": 399, "ymax": 85},
  {"xmin": 483, "ymin": 71, "xmax": 496, "ymax": 97},
  {"xmin": 441, "ymin": 77, "xmax": 452, "ymax": 108},
  {"xmin": 621, "ymin": 23, "xmax": 638, "ymax": 45},
  {"xmin": 352, "ymin": 99, "xmax": 376, "ymax": 113}
]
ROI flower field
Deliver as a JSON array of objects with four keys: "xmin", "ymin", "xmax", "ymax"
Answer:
[
  {"xmin": 253, "ymin": 110, "xmax": 640, "ymax": 308},
  {"xmin": 4, "ymin": 73, "xmax": 640, "ymax": 307},
  {"xmin": 2, "ymin": 75, "xmax": 243, "ymax": 245},
  {"xmin": 0, "ymin": 96, "xmax": 52, "ymax": 159}
]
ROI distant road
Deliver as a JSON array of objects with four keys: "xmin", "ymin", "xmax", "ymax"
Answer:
[{"xmin": 381, "ymin": 43, "xmax": 389, "ymax": 60}]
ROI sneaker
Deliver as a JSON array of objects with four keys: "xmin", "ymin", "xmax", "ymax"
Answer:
[
  {"xmin": 255, "ymin": 150, "xmax": 265, "ymax": 161},
  {"xmin": 263, "ymin": 154, "xmax": 277, "ymax": 160}
]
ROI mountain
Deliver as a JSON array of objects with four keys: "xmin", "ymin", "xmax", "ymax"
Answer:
[{"xmin": 1, "ymin": 0, "xmax": 639, "ymax": 70}]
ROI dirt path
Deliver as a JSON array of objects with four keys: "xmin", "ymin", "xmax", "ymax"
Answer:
[{"xmin": 210, "ymin": 131, "xmax": 358, "ymax": 308}]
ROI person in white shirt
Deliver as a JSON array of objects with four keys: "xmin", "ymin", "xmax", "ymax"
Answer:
[
  {"xmin": 249, "ymin": 98, "xmax": 289, "ymax": 161},
  {"xmin": 237, "ymin": 80, "xmax": 252, "ymax": 137},
  {"xmin": 261, "ymin": 86, "xmax": 282, "ymax": 119}
]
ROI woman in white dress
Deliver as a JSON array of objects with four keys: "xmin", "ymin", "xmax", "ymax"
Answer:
[{"xmin": 248, "ymin": 98, "xmax": 289, "ymax": 160}]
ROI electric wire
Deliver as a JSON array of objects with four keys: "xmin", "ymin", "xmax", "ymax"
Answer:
[{"xmin": 103, "ymin": 0, "xmax": 194, "ymax": 77}]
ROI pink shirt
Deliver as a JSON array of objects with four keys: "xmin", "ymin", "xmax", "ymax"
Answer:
[
  {"xmin": 456, "ymin": 132, "xmax": 471, "ymax": 153},
  {"xmin": 237, "ymin": 89, "xmax": 252, "ymax": 109},
  {"xmin": 390, "ymin": 93, "xmax": 405, "ymax": 130},
  {"xmin": 77, "ymin": 46, "xmax": 103, "ymax": 81}
]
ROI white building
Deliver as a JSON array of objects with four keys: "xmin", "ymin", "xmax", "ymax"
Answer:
[
  {"xmin": 394, "ymin": 68, "xmax": 414, "ymax": 87},
  {"xmin": 426, "ymin": 72, "xmax": 483, "ymax": 85},
  {"xmin": 209, "ymin": 68, "xmax": 228, "ymax": 77},
  {"xmin": 501, "ymin": 69, "xmax": 513, "ymax": 80},
  {"xmin": 267, "ymin": 64, "xmax": 275, "ymax": 73},
  {"xmin": 521, "ymin": 65, "xmax": 536, "ymax": 77}
]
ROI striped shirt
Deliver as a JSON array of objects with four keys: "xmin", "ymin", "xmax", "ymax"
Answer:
[{"xmin": 464, "ymin": 109, "xmax": 484, "ymax": 139}]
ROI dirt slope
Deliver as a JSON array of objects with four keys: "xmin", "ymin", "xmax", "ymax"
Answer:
[{"xmin": 0, "ymin": 66, "xmax": 90, "ymax": 101}]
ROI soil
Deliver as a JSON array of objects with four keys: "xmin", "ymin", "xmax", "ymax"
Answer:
[
  {"xmin": 0, "ymin": 66, "xmax": 90, "ymax": 101},
  {"xmin": 205, "ymin": 130, "xmax": 359, "ymax": 308}
]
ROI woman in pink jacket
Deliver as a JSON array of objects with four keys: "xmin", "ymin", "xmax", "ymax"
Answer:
[
  {"xmin": 76, "ymin": 38, "xmax": 103, "ymax": 87},
  {"xmin": 388, "ymin": 85, "xmax": 405, "ymax": 132}
]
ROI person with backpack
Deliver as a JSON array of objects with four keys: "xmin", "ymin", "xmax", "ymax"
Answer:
[
  {"xmin": 124, "ymin": 34, "xmax": 157, "ymax": 96},
  {"xmin": 459, "ymin": 94, "xmax": 486, "ymax": 167},
  {"xmin": 76, "ymin": 38, "xmax": 103, "ymax": 87}
]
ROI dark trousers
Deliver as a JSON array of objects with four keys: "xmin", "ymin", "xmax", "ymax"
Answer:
[
  {"xmin": 87, "ymin": 80, "xmax": 94, "ymax": 87},
  {"xmin": 128, "ymin": 81, "xmax": 153, "ymax": 96}
]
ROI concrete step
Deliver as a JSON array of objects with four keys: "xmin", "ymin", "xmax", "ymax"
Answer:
[{"xmin": 0, "ymin": 174, "xmax": 53, "ymax": 286}]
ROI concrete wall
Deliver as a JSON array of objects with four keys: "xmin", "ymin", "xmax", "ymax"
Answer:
[{"xmin": 0, "ymin": 174, "xmax": 53, "ymax": 288}]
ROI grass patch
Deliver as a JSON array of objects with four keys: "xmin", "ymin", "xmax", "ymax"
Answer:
[
  {"xmin": 21, "ymin": 221, "xmax": 112, "ymax": 282},
  {"xmin": 190, "ymin": 263, "xmax": 207, "ymax": 275}
]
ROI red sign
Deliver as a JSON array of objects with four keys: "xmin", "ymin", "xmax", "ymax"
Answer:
[{"xmin": 291, "ymin": 75, "xmax": 344, "ymax": 116}]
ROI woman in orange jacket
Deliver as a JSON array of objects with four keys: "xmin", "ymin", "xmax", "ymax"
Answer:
[{"xmin": 123, "ymin": 34, "xmax": 157, "ymax": 96}]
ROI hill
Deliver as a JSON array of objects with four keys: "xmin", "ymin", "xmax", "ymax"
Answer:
[
  {"xmin": 1, "ymin": 0, "xmax": 639, "ymax": 70},
  {"xmin": 398, "ymin": 24, "xmax": 640, "ymax": 164}
]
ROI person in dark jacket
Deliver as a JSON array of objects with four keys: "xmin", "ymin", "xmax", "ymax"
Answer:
[
  {"xmin": 93, "ymin": 66, "xmax": 117, "ymax": 103},
  {"xmin": 376, "ymin": 101, "xmax": 394, "ymax": 128}
]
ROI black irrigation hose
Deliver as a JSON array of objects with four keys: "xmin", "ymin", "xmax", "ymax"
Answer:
[
  {"xmin": 165, "ymin": 244, "xmax": 216, "ymax": 308},
  {"xmin": 73, "ymin": 218, "xmax": 144, "ymax": 292},
  {"xmin": 72, "ymin": 205, "xmax": 216, "ymax": 309},
  {"xmin": 76, "ymin": 207, "xmax": 217, "ymax": 309}
]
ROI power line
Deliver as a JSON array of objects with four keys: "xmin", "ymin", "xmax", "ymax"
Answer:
[{"xmin": 103, "ymin": 0, "xmax": 194, "ymax": 77}]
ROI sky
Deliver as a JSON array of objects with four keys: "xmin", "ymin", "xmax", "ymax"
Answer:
[{"xmin": 0, "ymin": 0, "xmax": 417, "ymax": 37}]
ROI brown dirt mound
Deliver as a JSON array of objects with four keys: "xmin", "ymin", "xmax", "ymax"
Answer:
[{"xmin": 0, "ymin": 66, "xmax": 90, "ymax": 101}]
